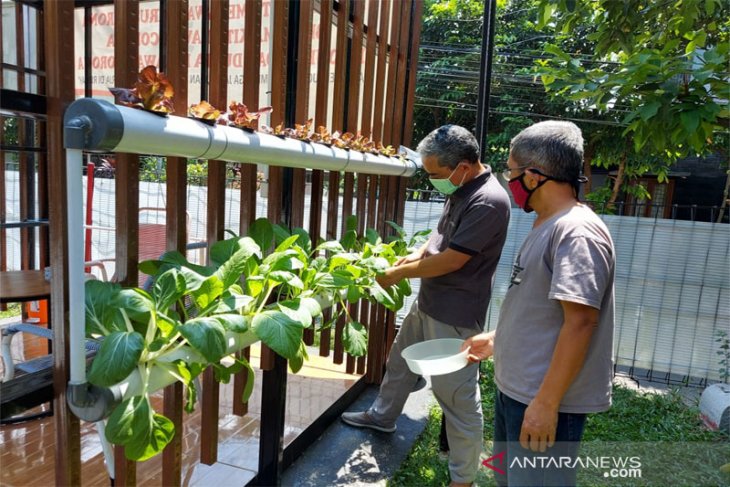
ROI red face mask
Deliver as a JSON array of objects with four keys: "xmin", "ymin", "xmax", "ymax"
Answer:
[{"xmin": 508, "ymin": 172, "xmax": 551, "ymax": 213}]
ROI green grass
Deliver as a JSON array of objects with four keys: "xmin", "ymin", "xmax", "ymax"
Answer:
[
  {"xmin": 390, "ymin": 360, "xmax": 729, "ymax": 487},
  {"xmin": 0, "ymin": 303, "xmax": 21, "ymax": 320}
]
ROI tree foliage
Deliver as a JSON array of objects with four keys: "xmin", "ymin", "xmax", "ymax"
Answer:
[
  {"xmin": 535, "ymin": 0, "xmax": 729, "ymax": 202},
  {"xmin": 413, "ymin": 0, "xmax": 729, "ymax": 206},
  {"xmin": 413, "ymin": 0, "xmax": 489, "ymax": 145}
]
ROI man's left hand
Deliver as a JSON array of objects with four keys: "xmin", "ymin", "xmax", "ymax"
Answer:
[
  {"xmin": 376, "ymin": 267, "xmax": 402, "ymax": 288},
  {"xmin": 519, "ymin": 398, "xmax": 558, "ymax": 452}
]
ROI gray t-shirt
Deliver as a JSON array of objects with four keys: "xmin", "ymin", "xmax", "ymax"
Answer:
[
  {"xmin": 418, "ymin": 168, "xmax": 511, "ymax": 330},
  {"xmin": 494, "ymin": 204, "xmax": 615, "ymax": 413}
]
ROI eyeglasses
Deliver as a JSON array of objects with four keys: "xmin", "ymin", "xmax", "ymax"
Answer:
[{"xmin": 501, "ymin": 164, "xmax": 530, "ymax": 182}]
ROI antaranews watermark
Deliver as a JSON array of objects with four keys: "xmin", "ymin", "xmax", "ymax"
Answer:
[{"xmin": 482, "ymin": 441, "xmax": 728, "ymax": 486}]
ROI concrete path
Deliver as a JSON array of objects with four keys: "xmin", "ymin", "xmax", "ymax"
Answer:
[{"xmin": 281, "ymin": 381, "xmax": 434, "ymax": 486}]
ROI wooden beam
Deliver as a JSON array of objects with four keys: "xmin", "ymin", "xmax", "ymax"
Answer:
[
  {"xmin": 290, "ymin": 0, "xmax": 313, "ymax": 230},
  {"xmin": 200, "ymin": 0, "xmax": 229, "ymax": 466},
  {"xmin": 371, "ymin": 0, "xmax": 390, "ymax": 144},
  {"xmin": 402, "ymin": 0, "xmax": 424, "ymax": 147},
  {"xmin": 234, "ymin": 0, "xmax": 263, "ymax": 416},
  {"xmin": 113, "ymin": 0, "xmax": 140, "ymax": 289},
  {"xmin": 44, "ymin": 1, "xmax": 80, "ymax": 484},
  {"xmin": 162, "ymin": 1, "xmax": 189, "ymax": 484},
  {"xmin": 112, "ymin": 1, "xmax": 141, "ymax": 479},
  {"xmin": 266, "ymin": 0, "xmax": 289, "ymax": 230}
]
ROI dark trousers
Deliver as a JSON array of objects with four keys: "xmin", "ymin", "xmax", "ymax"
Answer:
[{"xmin": 493, "ymin": 389, "xmax": 587, "ymax": 487}]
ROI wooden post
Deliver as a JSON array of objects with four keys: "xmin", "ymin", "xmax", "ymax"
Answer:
[
  {"xmin": 162, "ymin": 1, "xmax": 189, "ymax": 485},
  {"xmin": 200, "ymin": 0, "xmax": 230, "ymax": 466},
  {"xmin": 44, "ymin": 0, "xmax": 79, "ymax": 484}
]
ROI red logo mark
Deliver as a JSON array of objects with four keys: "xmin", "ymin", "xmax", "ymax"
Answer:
[{"xmin": 482, "ymin": 451, "xmax": 506, "ymax": 475}]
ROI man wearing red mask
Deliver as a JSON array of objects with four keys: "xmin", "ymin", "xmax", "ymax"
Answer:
[
  {"xmin": 342, "ymin": 124, "xmax": 511, "ymax": 487},
  {"xmin": 463, "ymin": 120, "xmax": 615, "ymax": 487}
]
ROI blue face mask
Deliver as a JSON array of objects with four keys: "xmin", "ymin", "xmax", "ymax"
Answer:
[{"xmin": 429, "ymin": 165, "xmax": 466, "ymax": 195}]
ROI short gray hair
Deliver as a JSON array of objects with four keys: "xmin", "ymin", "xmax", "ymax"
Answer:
[
  {"xmin": 510, "ymin": 121, "xmax": 584, "ymax": 182},
  {"xmin": 417, "ymin": 125, "xmax": 480, "ymax": 169}
]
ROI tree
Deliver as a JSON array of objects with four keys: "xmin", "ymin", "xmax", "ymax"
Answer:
[
  {"xmin": 413, "ymin": 0, "xmax": 488, "ymax": 146},
  {"xmin": 535, "ymin": 0, "xmax": 730, "ymax": 205}
]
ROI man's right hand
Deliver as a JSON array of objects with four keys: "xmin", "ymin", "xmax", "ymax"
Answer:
[{"xmin": 461, "ymin": 331, "xmax": 495, "ymax": 363}]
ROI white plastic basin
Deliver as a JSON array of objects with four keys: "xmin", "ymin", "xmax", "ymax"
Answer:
[{"xmin": 401, "ymin": 338, "xmax": 470, "ymax": 376}]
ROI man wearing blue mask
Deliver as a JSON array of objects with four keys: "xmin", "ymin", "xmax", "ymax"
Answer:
[{"xmin": 342, "ymin": 124, "xmax": 511, "ymax": 487}]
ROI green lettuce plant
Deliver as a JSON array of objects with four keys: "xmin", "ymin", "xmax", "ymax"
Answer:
[{"xmin": 84, "ymin": 216, "xmax": 428, "ymax": 460}]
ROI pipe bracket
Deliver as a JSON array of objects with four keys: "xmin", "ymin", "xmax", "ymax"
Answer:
[{"xmin": 67, "ymin": 382, "xmax": 123, "ymax": 423}]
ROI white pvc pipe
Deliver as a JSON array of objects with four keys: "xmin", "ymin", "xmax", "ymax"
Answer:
[
  {"xmin": 64, "ymin": 98, "xmax": 419, "ymax": 410},
  {"xmin": 113, "ymin": 105, "xmax": 416, "ymax": 176},
  {"xmin": 66, "ymin": 100, "xmax": 419, "ymax": 177},
  {"xmin": 66, "ymin": 149, "xmax": 86, "ymax": 385},
  {"xmin": 114, "ymin": 292, "xmax": 337, "ymax": 399},
  {"xmin": 95, "ymin": 420, "xmax": 115, "ymax": 480},
  {"xmin": 114, "ymin": 330, "xmax": 259, "ymax": 399}
]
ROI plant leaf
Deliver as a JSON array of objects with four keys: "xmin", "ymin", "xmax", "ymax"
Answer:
[
  {"xmin": 345, "ymin": 215, "xmax": 358, "ymax": 233},
  {"xmin": 213, "ymin": 313, "xmax": 249, "ymax": 333},
  {"xmin": 210, "ymin": 236, "xmax": 261, "ymax": 268},
  {"xmin": 153, "ymin": 268, "xmax": 186, "ymax": 312},
  {"xmin": 289, "ymin": 340, "xmax": 309, "ymax": 373},
  {"xmin": 340, "ymin": 230, "xmax": 358, "ymax": 251},
  {"xmin": 238, "ymin": 355, "xmax": 256, "ymax": 402},
  {"xmin": 245, "ymin": 275, "xmax": 266, "ymax": 297},
  {"xmin": 252, "ymin": 310, "xmax": 303, "ymax": 359},
  {"xmin": 179, "ymin": 317, "xmax": 228, "ymax": 363},
  {"xmin": 292, "ymin": 228, "xmax": 312, "ymax": 254},
  {"xmin": 369, "ymin": 282, "xmax": 397, "ymax": 309},
  {"xmin": 85, "ymin": 280, "xmax": 123, "ymax": 336},
  {"xmin": 135, "ymin": 65, "xmax": 175, "ymax": 114},
  {"xmin": 316, "ymin": 240, "xmax": 346, "ymax": 253},
  {"xmin": 273, "ymin": 224, "xmax": 293, "ymax": 247},
  {"xmin": 188, "ymin": 100, "xmax": 221, "ymax": 120},
  {"xmin": 385, "ymin": 220, "xmax": 406, "ymax": 238},
  {"xmin": 274, "ymin": 234, "xmax": 300, "ymax": 252},
  {"xmin": 88, "ymin": 331, "xmax": 144, "ymax": 387},
  {"xmin": 248, "ymin": 218, "xmax": 274, "ymax": 251},
  {"xmin": 108, "ymin": 87, "xmax": 143, "ymax": 107},
  {"xmin": 106, "ymin": 396, "xmax": 175, "ymax": 461},
  {"xmin": 299, "ymin": 296, "xmax": 323, "ymax": 319},
  {"xmin": 215, "ymin": 239, "xmax": 261, "ymax": 287},
  {"xmin": 315, "ymin": 269, "xmax": 354, "ymax": 288},
  {"xmin": 343, "ymin": 321, "xmax": 368, "ymax": 357},
  {"xmin": 277, "ymin": 299, "xmax": 314, "ymax": 327},
  {"xmin": 113, "ymin": 289, "xmax": 154, "ymax": 326},
  {"xmin": 268, "ymin": 271, "xmax": 304, "ymax": 290},
  {"xmin": 192, "ymin": 274, "xmax": 225, "ymax": 309},
  {"xmin": 214, "ymin": 290, "xmax": 254, "ymax": 313}
]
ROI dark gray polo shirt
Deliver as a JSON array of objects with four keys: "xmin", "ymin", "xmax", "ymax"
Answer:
[{"xmin": 418, "ymin": 167, "xmax": 511, "ymax": 329}]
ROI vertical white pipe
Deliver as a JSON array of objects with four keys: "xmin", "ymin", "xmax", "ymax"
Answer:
[
  {"xmin": 66, "ymin": 149, "xmax": 86, "ymax": 384},
  {"xmin": 95, "ymin": 420, "xmax": 115, "ymax": 480}
]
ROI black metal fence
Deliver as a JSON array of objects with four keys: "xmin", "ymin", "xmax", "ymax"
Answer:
[{"xmin": 400, "ymin": 189, "xmax": 730, "ymax": 388}]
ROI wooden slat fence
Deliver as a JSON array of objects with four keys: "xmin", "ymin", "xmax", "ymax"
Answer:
[{"xmin": 1, "ymin": 0, "xmax": 423, "ymax": 484}]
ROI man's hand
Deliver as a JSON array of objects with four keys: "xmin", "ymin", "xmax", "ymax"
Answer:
[
  {"xmin": 461, "ymin": 331, "xmax": 495, "ymax": 362},
  {"xmin": 376, "ymin": 267, "xmax": 403, "ymax": 288},
  {"xmin": 519, "ymin": 398, "xmax": 558, "ymax": 452},
  {"xmin": 393, "ymin": 251, "xmax": 423, "ymax": 267}
]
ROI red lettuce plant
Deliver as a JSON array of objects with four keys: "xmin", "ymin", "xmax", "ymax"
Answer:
[
  {"xmin": 109, "ymin": 65, "xmax": 175, "ymax": 114},
  {"xmin": 188, "ymin": 100, "xmax": 222, "ymax": 121},
  {"xmin": 228, "ymin": 101, "xmax": 272, "ymax": 129}
]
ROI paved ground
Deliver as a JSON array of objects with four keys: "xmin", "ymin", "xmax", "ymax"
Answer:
[
  {"xmin": 613, "ymin": 367, "xmax": 703, "ymax": 407},
  {"xmin": 281, "ymin": 380, "xmax": 434, "ymax": 487}
]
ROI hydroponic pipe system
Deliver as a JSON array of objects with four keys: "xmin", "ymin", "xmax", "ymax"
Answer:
[{"xmin": 62, "ymin": 98, "xmax": 421, "ymax": 421}]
